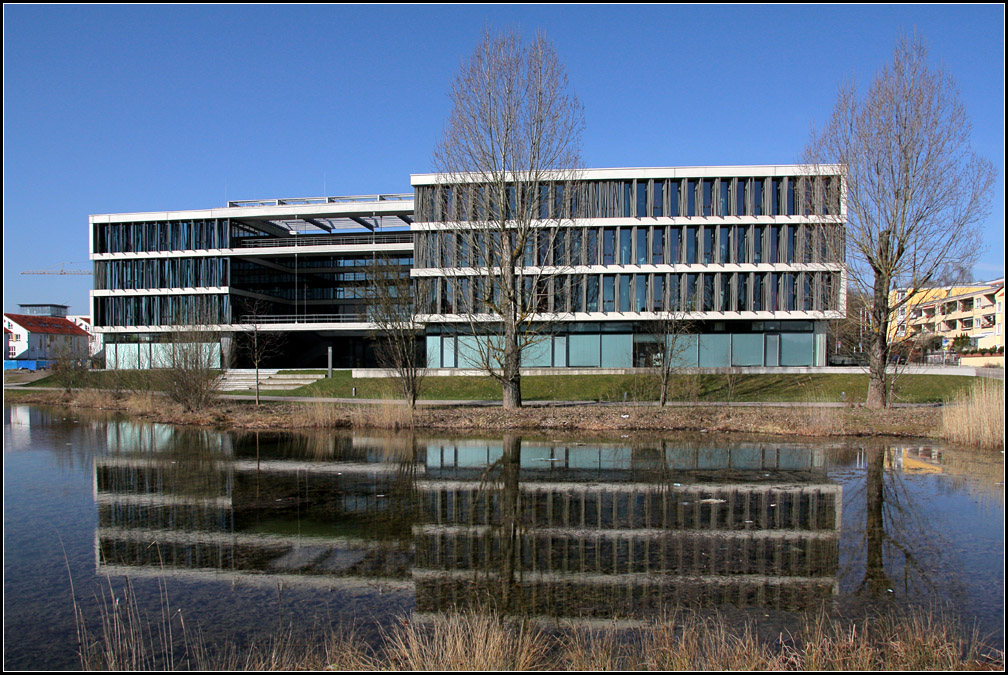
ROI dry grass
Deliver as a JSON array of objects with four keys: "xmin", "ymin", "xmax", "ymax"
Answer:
[
  {"xmin": 298, "ymin": 402, "xmax": 347, "ymax": 428},
  {"xmin": 72, "ymin": 591, "xmax": 1003, "ymax": 672},
  {"xmin": 350, "ymin": 400, "xmax": 416, "ymax": 430},
  {"xmin": 800, "ymin": 389, "xmax": 846, "ymax": 436},
  {"xmin": 941, "ymin": 378, "xmax": 1005, "ymax": 449},
  {"xmin": 382, "ymin": 611, "xmax": 548, "ymax": 671}
]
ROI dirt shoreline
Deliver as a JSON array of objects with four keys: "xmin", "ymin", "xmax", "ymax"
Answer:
[{"xmin": 4, "ymin": 388, "xmax": 944, "ymax": 440}]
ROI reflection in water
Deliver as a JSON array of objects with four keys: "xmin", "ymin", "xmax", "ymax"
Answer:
[
  {"xmin": 4, "ymin": 404, "xmax": 1003, "ymax": 668},
  {"xmin": 94, "ymin": 423, "xmax": 847, "ymax": 621}
]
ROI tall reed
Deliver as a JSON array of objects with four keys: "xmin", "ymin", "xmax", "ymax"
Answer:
[{"xmin": 941, "ymin": 378, "xmax": 1005, "ymax": 449}]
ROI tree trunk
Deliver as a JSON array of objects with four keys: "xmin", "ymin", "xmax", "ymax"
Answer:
[
  {"xmin": 502, "ymin": 323, "xmax": 523, "ymax": 409},
  {"xmin": 503, "ymin": 373, "xmax": 522, "ymax": 409},
  {"xmin": 866, "ymin": 272, "xmax": 891, "ymax": 409}
]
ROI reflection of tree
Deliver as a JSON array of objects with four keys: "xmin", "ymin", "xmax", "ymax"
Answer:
[
  {"xmin": 471, "ymin": 434, "xmax": 524, "ymax": 613},
  {"xmin": 848, "ymin": 443, "xmax": 951, "ymax": 601}
]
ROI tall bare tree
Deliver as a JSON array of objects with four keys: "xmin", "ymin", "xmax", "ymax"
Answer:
[
  {"xmin": 430, "ymin": 28, "xmax": 584, "ymax": 409},
  {"xmin": 804, "ymin": 35, "xmax": 995, "ymax": 408},
  {"xmin": 366, "ymin": 257, "xmax": 426, "ymax": 408}
]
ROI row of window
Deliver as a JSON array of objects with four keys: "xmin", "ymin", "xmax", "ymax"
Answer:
[
  {"xmin": 93, "ymin": 219, "xmax": 230, "ymax": 254},
  {"xmin": 415, "ymin": 223, "xmax": 843, "ymax": 270},
  {"xmin": 415, "ymin": 175, "xmax": 842, "ymax": 223},
  {"xmin": 417, "ymin": 271, "xmax": 840, "ymax": 316},
  {"xmin": 95, "ymin": 258, "xmax": 230, "ymax": 291},
  {"xmin": 94, "ymin": 294, "xmax": 230, "ymax": 328}
]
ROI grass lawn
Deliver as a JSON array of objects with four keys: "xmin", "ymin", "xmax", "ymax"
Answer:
[
  {"xmin": 277, "ymin": 369, "xmax": 979, "ymax": 404},
  {"xmin": 18, "ymin": 367, "xmax": 985, "ymax": 404}
]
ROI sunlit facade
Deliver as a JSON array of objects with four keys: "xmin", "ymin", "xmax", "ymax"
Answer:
[{"xmin": 412, "ymin": 166, "xmax": 846, "ymax": 369}]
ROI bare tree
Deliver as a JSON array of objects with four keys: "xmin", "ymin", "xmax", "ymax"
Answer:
[
  {"xmin": 430, "ymin": 28, "xmax": 584, "ymax": 409},
  {"xmin": 643, "ymin": 312, "xmax": 695, "ymax": 406},
  {"xmin": 804, "ymin": 35, "xmax": 995, "ymax": 408},
  {"xmin": 366, "ymin": 257, "xmax": 426, "ymax": 408},
  {"xmin": 51, "ymin": 341, "xmax": 89, "ymax": 396},
  {"xmin": 153, "ymin": 310, "xmax": 222, "ymax": 412},
  {"xmin": 236, "ymin": 298, "xmax": 286, "ymax": 406}
]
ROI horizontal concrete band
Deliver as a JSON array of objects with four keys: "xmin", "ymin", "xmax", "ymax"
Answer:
[{"xmin": 350, "ymin": 365, "xmax": 996, "ymax": 378}]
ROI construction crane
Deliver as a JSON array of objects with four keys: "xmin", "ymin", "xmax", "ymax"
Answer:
[{"xmin": 21, "ymin": 262, "xmax": 92, "ymax": 275}]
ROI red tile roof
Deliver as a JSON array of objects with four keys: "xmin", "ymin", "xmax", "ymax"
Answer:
[{"xmin": 3, "ymin": 313, "xmax": 91, "ymax": 337}]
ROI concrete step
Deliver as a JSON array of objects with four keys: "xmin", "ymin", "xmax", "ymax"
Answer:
[{"xmin": 217, "ymin": 370, "xmax": 326, "ymax": 392}]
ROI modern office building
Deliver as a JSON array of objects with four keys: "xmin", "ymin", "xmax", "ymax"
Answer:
[{"xmin": 89, "ymin": 165, "xmax": 846, "ymax": 369}]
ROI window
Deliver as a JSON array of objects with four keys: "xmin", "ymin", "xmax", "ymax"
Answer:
[
  {"xmin": 652, "ymin": 226, "xmax": 665, "ymax": 264},
  {"xmin": 719, "ymin": 226, "xmax": 731, "ymax": 264},
  {"xmin": 636, "ymin": 180, "xmax": 648, "ymax": 218},
  {"xmin": 652, "ymin": 180, "xmax": 663, "ymax": 217},
  {"xmin": 636, "ymin": 227, "xmax": 647, "ymax": 265},
  {"xmin": 603, "ymin": 275, "xmax": 615, "ymax": 312},
  {"xmin": 736, "ymin": 178, "xmax": 747, "ymax": 216},
  {"xmin": 587, "ymin": 276, "xmax": 599, "ymax": 311},
  {"xmin": 636, "ymin": 274, "xmax": 647, "ymax": 312},
  {"xmin": 619, "ymin": 228, "xmax": 632, "ymax": 264},
  {"xmin": 719, "ymin": 180, "xmax": 730, "ymax": 217}
]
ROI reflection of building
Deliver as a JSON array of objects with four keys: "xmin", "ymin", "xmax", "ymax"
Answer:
[
  {"xmin": 94, "ymin": 428, "xmax": 841, "ymax": 619},
  {"xmin": 413, "ymin": 440, "xmax": 841, "ymax": 617},
  {"xmin": 95, "ymin": 428, "xmax": 417, "ymax": 589}
]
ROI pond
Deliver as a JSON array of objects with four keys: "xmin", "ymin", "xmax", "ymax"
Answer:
[{"xmin": 3, "ymin": 404, "xmax": 1004, "ymax": 669}]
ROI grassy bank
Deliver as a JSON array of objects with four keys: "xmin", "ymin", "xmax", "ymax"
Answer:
[
  {"xmin": 282, "ymin": 370, "xmax": 978, "ymax": 404},
  {"xmin": 17, "ymin": 368, "xmax": 983, "ymax": 404},
  {"xmin": 4, "ymin": 386, "xmax": 946, "ymax": 439},
  {"xmin": 75, "ymin": 599, "xmax": 1003, "ymax": 671}
]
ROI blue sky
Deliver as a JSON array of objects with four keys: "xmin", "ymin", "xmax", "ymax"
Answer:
[{"xmin": 3, "ymin": 5, "xmax": 1004, "ymax": 315}]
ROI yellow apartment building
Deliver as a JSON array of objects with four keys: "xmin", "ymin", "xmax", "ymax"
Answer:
[{"xmin": 890, "ymin": 279, "xmax": 1005, "ymax": 352}]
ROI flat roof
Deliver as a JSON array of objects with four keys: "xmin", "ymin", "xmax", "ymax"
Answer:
[{"xmin": 411, "ymin": 164, "xmax": 844, "ymax": 185}]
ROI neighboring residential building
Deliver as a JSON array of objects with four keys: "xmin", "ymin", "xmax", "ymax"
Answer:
[
  {"xmin": 3, "ymin": 312, "xmax": 91, "ymax": 365},
  {"xmin": 67, "ymin": 315, "xmax": 104, "ymax": 358},
  {"xmin": 890, "ymin": 279, "xmax": 1005, "ymax": 351},
  {"xmin": 89, "ymin": 165, "xmax": 846, "ymax": 369}
]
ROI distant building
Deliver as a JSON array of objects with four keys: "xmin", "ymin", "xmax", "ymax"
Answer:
[
  {"xmin": 890, "ymin": 279, "xmax": 1005, "ymax": 351},
  {"xmin": 3, "ymin": 312, "xmax": 91, "ymax": 368},
  {"xmin": 67, "ymin": 314, "xmax": 104, "ymax": 358},
  {"xmin": 17, "ymin": 303, "xmax": 69, "ymax": 317}
]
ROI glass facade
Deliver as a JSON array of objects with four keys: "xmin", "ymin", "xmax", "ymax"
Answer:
[{"xmin": 92, "ymin": 168, "xmax": 843, "ymax": 371}]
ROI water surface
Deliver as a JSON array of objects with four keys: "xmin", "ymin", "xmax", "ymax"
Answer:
[{"xmin": 3, "ymin": 404, "xmax": 1004, "ymax": 668}]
